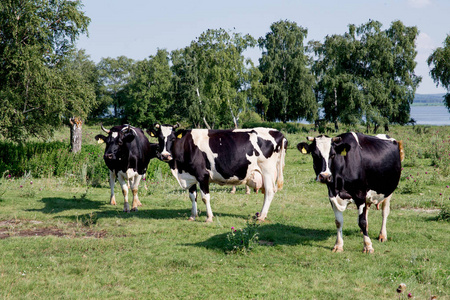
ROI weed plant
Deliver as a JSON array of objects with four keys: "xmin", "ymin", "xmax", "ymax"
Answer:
[{"xmin": 226, "ymin": 213, "xmax": 260, "ymax": 253}]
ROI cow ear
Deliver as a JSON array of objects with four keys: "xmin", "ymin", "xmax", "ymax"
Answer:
[
  {"xmin": 175, "ymin": 129, "xmax": 185, "ymax": 139},
  {"xmin": 95, "ymin": 134, "xmax": 107, "ymax": 144},
  {"xmin": 147, "ymin": 129, "xmax": 156, "ymax": 137},
  {"xmin": 297, "ymin": 142, "xmax": 310, "ymax": 154},
  {"xmin": 335, "ymin": 143, "xmax": 351, "ymax": 156}
]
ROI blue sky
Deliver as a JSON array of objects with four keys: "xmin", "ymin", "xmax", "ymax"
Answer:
[{"xmin": 77, "ymin": 0, "xmax": 449, "ymax": 94}]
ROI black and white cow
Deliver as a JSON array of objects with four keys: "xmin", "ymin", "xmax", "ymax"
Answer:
[
  {"xmin": 297, "ymin": 132, "xmax": 404, "ymax": 253},
  {"xmin": 95, "ymin": 125, "xmax": 158, "ymax": 212},
  {"xmin": 148, "ymin": 123, "xmax": 287, "ymax": 222}
]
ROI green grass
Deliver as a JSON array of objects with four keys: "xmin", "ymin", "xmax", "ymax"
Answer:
[{"xmin": 0, "ymin": 125, "xmax": 449, "ymax": 299}]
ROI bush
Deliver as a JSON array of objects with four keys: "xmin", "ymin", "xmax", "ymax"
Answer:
[{"xmin": 0, "ymin": 141, "xmax": 108, "ymax": 184}]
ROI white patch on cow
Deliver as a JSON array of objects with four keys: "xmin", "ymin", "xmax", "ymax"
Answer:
[
  {"xmin": 375, "ymin": 134, "xmax": 395, "ymax": 142},
  {"xmin": 329, "ymin": 196, "xmax": 348, "ymax": 212},
  {"xmin": 160, "ymin": 126, "xmax": 174, "ymax": 156},
  {"xmin": 111, "ymin": 132, "xmax": 118, "ymax": 138},
  {"xmin": 171, "ymin": 168, "xmax": 198, "ymax": 190},
  {"xmin": 358, "ymin": 204, "xmax": 365, "ymax": 215},
  {"xmin": 351, "ymin": 132, "xmax": 361, "ymax": 148},
  {"xmin": 315, "ymin": 136, "xmax": 333, "ymax": 179}
]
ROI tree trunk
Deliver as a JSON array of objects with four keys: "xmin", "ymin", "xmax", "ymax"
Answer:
[{"xmin": 69, "ymin": 117, "xmax": 83, "ymax": 153}]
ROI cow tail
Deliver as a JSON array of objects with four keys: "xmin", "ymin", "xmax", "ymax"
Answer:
[
  {"xmin": 276, "ymin": 137, "xmax": 287, "ymax": 190},
  {"xmin": 398, "ymin": 140, "xmax": 405, "ymax": 162}
]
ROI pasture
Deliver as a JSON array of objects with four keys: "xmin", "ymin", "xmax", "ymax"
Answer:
[{"xmin": 0, "ymin": 124, "xmax": 449, "ymax": 299}]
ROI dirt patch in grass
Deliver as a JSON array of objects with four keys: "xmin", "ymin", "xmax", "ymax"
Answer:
[{"xmin": 0, "ymin": 219, "xmax": 107, "ymax": 239}]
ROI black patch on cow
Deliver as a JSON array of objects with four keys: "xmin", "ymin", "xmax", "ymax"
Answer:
[
  {"xmin": 257, "ymin": 137, "xmax": 274, "ymax": 158},
  {"xmin": 208, "ymin": 131, "xmax": 253, "ymax": 180}
]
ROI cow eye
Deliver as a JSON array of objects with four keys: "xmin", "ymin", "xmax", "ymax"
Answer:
[{"xmin": 330, "ymin": 154, "xmax": 335, "ymax": 159}]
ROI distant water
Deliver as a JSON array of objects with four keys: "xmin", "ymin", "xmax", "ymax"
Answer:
[{"xmin": 410, "ymin": 106, "xmax": 450, "ymax": 126}]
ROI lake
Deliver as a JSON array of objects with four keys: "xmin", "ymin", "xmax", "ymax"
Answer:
[{"xmin": 410, "ymin": 106, "xmax": 450, "ymax": 126}]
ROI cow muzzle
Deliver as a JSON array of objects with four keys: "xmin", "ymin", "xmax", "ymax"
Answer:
[
  {"xmin": 104, "ymin": 153, "xmax": 114, "ymax": 160},
  {"xmin": 160, "ymin": 153, "xmax": 173, "ymax": 162},
  {"xmin": 318, "ymin": 172, "xmax": 332, "ymax": 183}
]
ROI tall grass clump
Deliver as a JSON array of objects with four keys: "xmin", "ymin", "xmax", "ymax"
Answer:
[
  {"xmin": 226, "ymin": 213, "xmax": 260, "ymax": 253},
  {"xmin": 0, "ymin": 141, "xmax": 108, "ymax": 185}
]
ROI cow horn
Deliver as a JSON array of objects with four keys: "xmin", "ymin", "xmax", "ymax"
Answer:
[
  {"xmin": 154, "ymin": 123, "xmax": 160, "ymax": 129},
  {"xmin": 101, "ymin": 124, "xmax": 110, "ymax": 134},
  {"xmin": 173, "ymin": 122, "xmax": 180, "ymax": 129},
  {"xmin": 307, "ymin": 136, "xmax": 314, "ymax": 141},
  {"xmin": 122, "ymin": 124, "xmax": 131, "ymax": 132}
]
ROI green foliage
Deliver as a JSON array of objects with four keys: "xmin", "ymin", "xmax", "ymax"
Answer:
[
  {"xmin": 312, "ymin": 20, "xmax": 420, "ymax": 131},
  {"xmin": 96, "ymin": 56, "xmax": 134, "ymax": 118},
  {"xmin": 428, "ymin": 34, "xmax": 450, "ymax": 113},
  {"xmin": 0, "ymin": 141, "xmax": 108, "ymax": 184},
  {"xmin": 258, "ymin": 20, "xmax": 317, "ymax": 123},
  {"xmin": 226, "ymin": 213, "xmax": 260, "ymax": 253},
  {"xmin": 171, "ymin": 28, "xmax": 260, "ymax": 128},
  {"xmin": 0, "ymin": 0, "xmax": 92, "ymax": 141},
  {"xmin": 123, "ymin": 50, "xmax": 173, "ymax": 127}
]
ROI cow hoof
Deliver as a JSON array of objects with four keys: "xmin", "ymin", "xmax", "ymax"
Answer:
[
  {"xmin": 110, "ymin": 201, "xmax": 117, "ymax": 205},
  {"xmin": 378, "ymin": 235, "xmax": 387, "ymax": 242},
  {"xmin": 205, "ymin": 218, "xmax": 213, "ymax": 223},
  {"xmin": 332, "ymin": 246, "xmax": 344, "ymax": 253},
  {"xmin": 188, "ymin": 217, "xmax": 195, "ymax": 221},
  {"xmin": 131, "ymin": 208, "xmax": 138, "ymax": 212},
  {"xmin": 123, "ymin": 209, "xmax": 130, "ymax": 213},
  {"xmin": 363, "ymin": 247, "xmax": 374, "ymax": 253}
]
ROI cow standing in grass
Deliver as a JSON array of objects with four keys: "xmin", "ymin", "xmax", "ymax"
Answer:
[
  {"xmin": 95, "ymin": 125, "xmax": 157, "ymax": 212},
  {"xmin": 297, "ymin": 132, "xmax": 404, "ymax": 253},
  {"xmin": 148, "ymin": 123, "xmax": 287, "ymax": 222}
]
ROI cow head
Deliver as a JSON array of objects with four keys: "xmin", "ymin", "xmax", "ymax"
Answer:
[
  {"xmin": 147, "ymin": 122, "xmax": 180, "ymax": 162},
  {"xmin": 95, "ymin": 124, "xmax": 136, "ymax": 162},
  {"xmin": 297, "ymin": 135, "xmax": 350, "ymax": 184}
]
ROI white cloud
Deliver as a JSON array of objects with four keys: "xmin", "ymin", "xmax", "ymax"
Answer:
[{"xmin": 407, "ymin": 0, "xmax": 432, "ymax": 8}]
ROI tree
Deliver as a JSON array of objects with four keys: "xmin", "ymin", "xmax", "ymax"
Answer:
[
  {"xmin": 312, "ymin": 20, "xmax": 421, "ymax": 132},
  {"xmin": 96, "ymin": 56, "xmax": 134, "ymax": 118},
  {"xmin": 60, "ymin": 49, "xmax": 97, "ymax": 152},
  {"xmin": 123, "ymin": 49, "xmax": 173, "ymax": 127},
  {"xmin": 171, "ymin": 28, "xmax": 258, "ymax": 128},
  {"xmin": 0, "ymin": 0, "xmax": 90, "ymax": 141},
  {"xmin": 428, "ymin": 35, "xmax": 450, "ymax": 112},
  {"xmin": 258, "ymin": 20, "xmax": 317, "ymax": 123}
]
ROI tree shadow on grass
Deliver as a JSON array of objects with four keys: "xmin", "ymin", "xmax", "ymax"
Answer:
[
  {"xmin": 26, "ymin": 196, "xmax": 245, "ymax": 221},
  {"xmin": 185, "ymin": 223, "xmax": 334, "ymax": 252},
  {"xmin": 27, "ymin": 197, "xmax": 105, "ymax": 214}
]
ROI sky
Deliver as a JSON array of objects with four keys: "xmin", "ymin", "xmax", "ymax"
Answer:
[{"xmin": 76, "ymin": 0, "xmax": 450, "ymax": 95}]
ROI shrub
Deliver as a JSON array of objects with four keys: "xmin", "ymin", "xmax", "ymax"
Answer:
[{"xmin": 226, "ymin": 213, "xmax": 260, "ymax": 253}]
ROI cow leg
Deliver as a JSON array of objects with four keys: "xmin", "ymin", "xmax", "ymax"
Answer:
[
  {"xmin": 109, "ymin": 170, "xmax": 116, "ymax": 205},
  {"xmin": 245, "ymin": 186, "xmax": 251, "ymax": 195},
  {"xmin": 258, "ymin": 172, "xmax": 275, "ymax": 221},
  {"xmin": 130, "ymin": 174, "xmax": 142, "ymax": 212},
  {"xmin": 230, "ymin": 186, "xmax": 236, "ymax": 194},
  {"xmin": 330, "ymin": 197, "xmax": 347, "ymax": 252},
  {"xmin": 188, "ymin": 185, "xmax": 198, "ymax": 221},
  {"xmin": 378, "ymin": 194, "xmax": 392, "ymax": 242},
  {"xmin": 357, "ymin": 203, "xmax": 374, "ymax": 253},
  {"xmin": 199, "ymin": 182, "xmax": 213, "ymax": 223},
  {"xmin": 117, "ymin": 172, "xmax": 130, "ymax": 212}
]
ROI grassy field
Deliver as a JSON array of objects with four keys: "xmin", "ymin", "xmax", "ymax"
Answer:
[{"xmin": 0, "ymin": 124, "xmax": 449, "ymax": 299}]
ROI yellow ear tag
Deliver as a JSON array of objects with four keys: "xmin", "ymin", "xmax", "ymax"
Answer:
[
  {"xmin": 97, "ymin": 139, "xmax": 104, "ymax": 144},
  {"xmin": 177, "ymin": 133, "xmax": 183, "ymax": 138},
  {"xmin": 341, "ymin": 149, "xmax": 347, "ymax": 156},
  {"xmin": 301, "ymin": 147, "xmax": 307, "ymax": 154},
  {"xmin": 150, "ymin": 132, "xmax": 155, "ymax": 137}
]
